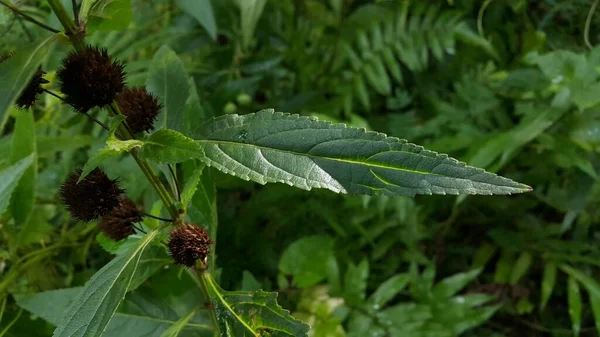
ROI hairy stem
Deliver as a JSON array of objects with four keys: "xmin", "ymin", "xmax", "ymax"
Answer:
[{"xmin": 0, "ymin": 0, "xmax": 60, "ymax": 33}]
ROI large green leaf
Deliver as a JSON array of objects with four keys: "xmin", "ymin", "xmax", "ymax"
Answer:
[
  {"xmin": 146, "ymin": 46, "xmax": 191, "ymax": 132},
  {"xmin": 0, "ymin": 154, "xmax": 34, "ymax": 216},
  {"xmin": 201, "ymin": 273, "xmax": 310, "ymax": 337},
  {"xmin": 8, "ymin": 111, "xmax": 36, "ymax": 226},
  {"xmin": 193, "ymin": 110, "xmax": 531, "ymax": 196},
  {"xmin": 17, "ymin": 269, "xmax": 214, "ymax": 337},
  {"xmin": 0, "ymin": 35, "xmax": 57, "ymax": 130},
  {"xmin": 175, "ymin": 0, "xmax": 217, "ymax": 40},
  {"xmin": 53, "ymin": 230, "xmax": 160, "ymax": 337}
]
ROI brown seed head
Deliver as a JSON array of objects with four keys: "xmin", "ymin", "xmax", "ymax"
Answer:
[
  {"xmin": 57, "ymin": 46, "xmax": 126, "ymax": 112},
  {"xmin": 116, "ymin": 87, "xmax": 161, "ymax": 133},
  {"xmin": 168, "ymin": 224, "xmax": 213, "ymax": 267},
  {"xmin": 60, "ymin": 168, "xmax": 124, "ymax": 222},
  {"xmin": 1, "ymin": 52, "xmax": 48, "ymax": 109},
  {"xmin": 99, "ymin": 197, "xmax": 143, "ymax": 241}
]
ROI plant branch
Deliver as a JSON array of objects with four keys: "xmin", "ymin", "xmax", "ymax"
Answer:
[
  {"xmin": 46, "ymin": 0, "xmax": 84, "ymax": 48},
  {"xmin": 72, "ymin": 0, "xmax": 79, "ymax": 25},
  {"xmin": 585, "ymin": 0, "xmax": 599, "ymax": 50},
  {"xmin": 168, "ymin": 164, "xmax": 181, "ymax": 201},
  {"xmin": 144, "ymin": 213, "xmax": 175, "ymax": 222},
  {"xmin": 0, "ymin": 0, "xmax": 60, "ymax": 33},
  {"xmin": 43, "ymin": 89, "xmax": 111, "ymax": 132}
]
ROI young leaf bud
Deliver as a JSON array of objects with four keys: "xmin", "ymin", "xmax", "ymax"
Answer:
[
  {"xmin": 116, "ymin": 87, "xmax": 161, "ymax": 133},
  {"xmin": 223, "ymin": 102, "xmax": 237, "ymax": 114},
  {"xmin": 1, "ymin": 53, "xmax": 48, "ymax": 109},
  {"xmin": 99, "ymin": 197, "xmax": 143, "ymax": 241},
  {"xmin": 168, "ymin": 224, "xmax": 213, "ymax": 267},
  {"xmin": 60, "ymin": 168, "xmax": 124, "ymax": 222},
  {"xmin": 236, "ymin": 92, "xmax": 252, "ymax": 106},
  {"xmin": 57, "ymin": 46, "xmax": 126, "ymax": 112}
]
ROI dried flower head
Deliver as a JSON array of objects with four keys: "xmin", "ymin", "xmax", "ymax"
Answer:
[
  {"xmin": 116, "ymin": 87, "xmax": 161, "ymax": 133},
  {"xmin": 60, "ymin": 168, "xmax": 124, "ymax": 222},
  {"xmin": 99, "ymin": 197, "xmax": 143, "ymax": 241},
  {"xmin": 1, "ymin": 52, "xmax": 48, "ymax": 109},
  {"xmin": 168, "ymin": 224, "xmax": 213, "ymax": 267},
  {"xmin": 16, "ymin": 67, "xmax": 48, "ymax": 109},
  {"xmin": 57, "ymin": 46, "xmax": 126, "ymax": 112}
]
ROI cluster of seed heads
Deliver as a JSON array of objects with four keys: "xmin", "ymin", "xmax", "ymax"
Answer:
[{"xmin": 49, "ymin": 44, "xmax": 211, "ymax": 266}]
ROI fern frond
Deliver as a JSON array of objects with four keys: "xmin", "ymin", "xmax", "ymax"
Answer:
[{"xmin": 333, "ymin": 1, "xmax": 471, "ymax": 112}]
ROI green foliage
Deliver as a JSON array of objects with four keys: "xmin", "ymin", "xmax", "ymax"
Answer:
[{"xmin": 3, "ymin": 0, "xmax": 600, "ymax": 337}]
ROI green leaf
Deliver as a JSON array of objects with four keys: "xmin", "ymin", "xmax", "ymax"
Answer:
[
  {"xmin": 52, "ymin": 229, "xmax": 159, "ymax": 337},
  {"xmin": 194, "ymin": 110, "xmax": 530, "ymax": 196},
  {"xmin": 202, "ymin": 273, "xmax": 310, "ymax": 337},
  {"xmin": 369, "ymin": 273, "xmax": 410, "ymax": 308},
  {"xmin": 0, "ymin": 35, "xmax": 57, "ymax": 130},
  {"xmin": 175, "ymin": 0, "xmax": 217, "ymax": 40},
  {"xmin": 509, "ymin": 252, "xmax": 532, "ymax": 285},
  {"xmin": 79, "ymin": 116, "xmax": 142, "ymax": 182},
  {"xmin": 0, "ymin": 155, "xmax": 34, "ymax": 216},
  {"xmin": 540, "ymin": 262, "xmax": 557, "ymax": 310},
  {"xmin": 561, "ymin": 264, "xmax": 600, "ymax": 335},
  {"xmin": 16, "ymin": 287, "xmax": 83, "ymax": 326},
  {"xmin": 568, "ymin": 276, "xmax": 582, "ymax": 337},
  {"xmin": 235, "ymin": 0, "xmax": 267, "ymax": 50},
  {"xmin": 146, "ymin": 46, "xmax": 191, "ymax": 132},
  {"xmin": 17, "ymin": 269, "xmax": 214, "ymax": 336},
  {"xmin": 432, "ymin": 269, "xmax": 481, "ymax": 300},
  {"xmin": 159, "ymin": 309, "xmax": 197, "ymax": 337},
  {"xmin": 343, "ymin": 259, "xmax": 369, "ymax": 306},
  {"xmin": 83, "ymin": 0, "xmax": 133, "ymax": 32},
  {"xmin": 141, "ymin": 129, "xmax": 204, "ymax": 164},
  {"xmin": 180, "ymin": 163, "xmax": 204, "ymax": 210},
  {"xmin": 9, "ymin": 111, "xmax": 36, "ymax": 226},
  {"xmin": 279, "ymin": 235, "xmax": 334, "ymax": 288}
]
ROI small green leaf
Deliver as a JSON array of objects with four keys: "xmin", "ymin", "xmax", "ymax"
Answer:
[
  {"xmin": 493, "ymin": 251, "xmax": 513, "ymax": 284},
  {"xmin": 9, "ymin": 111, "xmax": 36, "ymax": 226},
  {"xmin": 568, "ymin": 276, "xmax": 582, "ymax": 337},
  {"xmin": 146, "ymin": 46, "xmax": 191, "ymax": 132},
  {"xmin": 343, "ymin": 259, "xmax": 369, "ymax": 306},
  {"xmin": 194, "ymin": 110, "xmax": 531, "ymax": 197},
  {"xmin": 509, "ymin": 252, "xmax": 532, "ymax": 285},
  {"xmin": 0, "ymin": 35, "xmax": 57, "ymax": 131},
  {"xmin": 180, "ymin": 164, "xmax": 204, "ymax": 210},
  {"xmin": 159, "ymin": 309, "xmax": 197, "ymax": 337},
  {"xmin": 84, "ymin": 0, "xmax": 133, "ymax": 32},
  {"xmin": 432, "ymin": 269, "xmax": 481, "ymax": 300},
  {"xmin": 540, "ymin": 262, "xmax": 557, "ymax": 310},
  {"xmin": 368, "ymin": 273, "xmax": 410, "ymax": 307},
  {"xmin": 235, "ymin": 0, "xmax": 267, "ymax": 50},
  {"xmin": 175, "ymin": 0, "xmax": 217, "ymax": 40},
  {"xmin": 560, "ymin": 264, "xmax": 600, "ymax": 335},
  {"xmin": 201, "ymin": 273, "xmax": 310, "ymax": 337},
  {"xmin": 0, "ymin": 155, "xmax": 34, "ymax": 216},
  {"xmin": 141, "ymin": 129, "xmax": 204, "ymax": 164},
  {"xmin": 279, "ymin": 235, "xmax": 334, "ymax": 288},
  {"xmin": 471, "ymin": 244, "xmax": 497, "ymax": 270},
  {"xmin": 52, "ymin": 229, "xmax": 159, "ymax": 337}
]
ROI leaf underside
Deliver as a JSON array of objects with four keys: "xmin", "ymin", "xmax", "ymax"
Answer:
[{"xmin": 194, "ymin": 109, "xmax": 531, "ymax": 197}]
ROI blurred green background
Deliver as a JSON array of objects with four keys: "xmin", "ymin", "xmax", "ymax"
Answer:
[{"xmin": 3, "ymin": 0, "xmax": 600, "ymax": 336}]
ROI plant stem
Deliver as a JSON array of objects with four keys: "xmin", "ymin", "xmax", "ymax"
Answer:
[
  {"xmin": 585, "ymin": 0, "xmax": 599, "ymax": 50},
  {"xmin": 0, "ymin": 0, "xmax": 60, "ymax": 33},
  {"xmin": 46, "ymin": 0, "xmax": 84, "ymax": 48},
  {"xmin": 194, "ymin": 269, "xmax": 220, "ymax": 334},
  {"xmin": 43, "ymin": 89, "xmax": 111, "ymax": 131},
  {"xmin": 72, "ymin": 0, "xmax": 79, "ymax": 25},
  {"xmin": 144, "ymin": 213, "xmax": 175, "ymax": 222}
]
